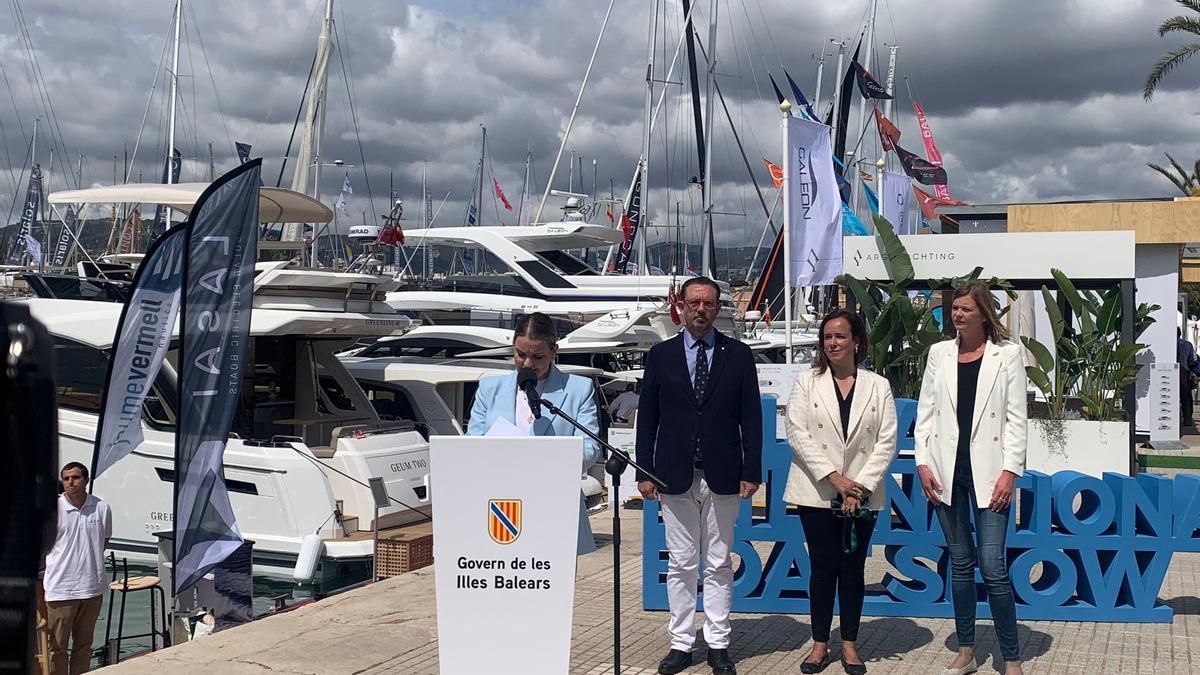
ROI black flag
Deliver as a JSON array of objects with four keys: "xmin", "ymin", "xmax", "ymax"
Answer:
[
  {"xmin": 613, "ymin": 163, "xmax": 642, "ymax": 275},
  {"xmin": 767, "ymin": 73, "xmax": 788, "ymax": 107},
  {"xmin": 831, "ymin": 43, "xmax": 861, "ymax": 176},
  {"xmin": 895, "ymin": 143, "xmax": 949, "ymax": 185},
  {"xmin": 853, "ymin": 61, "xmax": 893, "ymax": 99},
  {"xmin": 747, "ymin": 229, "xmax": 785, "ymax": 325},
  {"xmin": 148, "ymin": 148, "xmax": 182, "ymax": 245},
  {"xmin": 173, "ymin": 159, "xmax": 262, "ymax": 595},
  {"xmin": 235, "ymin": 142, "xmax": 252, "ymax": 164},
  {"xmin": 6, "ymin": 165, "xmax": 42, "ymax": 264}
]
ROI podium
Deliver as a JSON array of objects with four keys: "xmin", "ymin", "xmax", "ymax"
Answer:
[{"xmin": 431, "ymin": 435, "xmax": 583, "ymax": 675}]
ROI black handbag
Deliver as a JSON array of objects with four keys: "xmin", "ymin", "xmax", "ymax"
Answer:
[{"xmin": 831, "ymin": 496, "xmax": 876, "ymax": 553}]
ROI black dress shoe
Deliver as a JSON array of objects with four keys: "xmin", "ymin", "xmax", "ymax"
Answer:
[
  {"xmin": 658, "ymin": 649, "xmax": 692, "ymax": 675},
  {"xmin": 840, "ymin": 656, "xmax": 867, "ymax": 675},
  {"xmin": 707, "ymin": 647, "xmax": 736, "ymax": 674}
]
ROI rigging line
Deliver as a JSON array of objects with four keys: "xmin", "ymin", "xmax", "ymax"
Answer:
[
  {"xmin": 12, "ymin": 0, "xmax": 73, "ymax": 187},
  {"xmin": 748, "ymin": 0, "xmax": 786, "ymax": 72},
  {"xmin": 334, "ymin": 6, "xmax": 376, "ymax": 224},
  {"xmin": 0, "ymin": 52, "xmax": 26, "ymax": 142},
  {"xmin": 187, "ymin": 2, "xmax": 234, "ymax": 157},
  {"xmin": 126, "ymin": 6, "xmax": 174, "ymax": 183},
  {"xmin": 332, "ymin": 23, "xmax": 377, "ymax": 226},
  {"xmin": 275, "ymin": 49, "xmax": 318, "ymax": 188},
  {"xmin": 0, "ymin": 113, "xmax": 17, "ymax": 196},
  {"xmin": 264, "ymin": 0, "xmax": 322, "ymax": 127},
  {"xmin": 287, "ymin": 444, "xmax": 432, "ymax": 522},
  {"xmin": 2, "ymin": 135, "xmax": 31, "ymax": 228},
  {"xmin": 485, "ymin": 143, "xmax": 504, "ymax": 225}
]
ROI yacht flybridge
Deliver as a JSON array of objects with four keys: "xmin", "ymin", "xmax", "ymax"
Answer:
[
  {"xmin": 390, "ymin": 221, "xmax": 741, "ymax": 336},
  {"xmin": 22, "ymin": 265, "xmax": 430, "ymax": 583}
]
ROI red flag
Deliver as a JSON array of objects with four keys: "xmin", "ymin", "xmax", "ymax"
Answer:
[
  {"xmin": 379, "ymin": 223, "xmax": 405, "ymax": 246},
  {"xmin": 913, "ymin": 185, "xmax": 968, "ymax": 221},
  {"xmin": 763, "ymin": 158, "xmax": 784, "ymax": 188},
  {"xmin": 874, "ymin": 109, "xmax": 901, "ymax": 151},
  {"xmin": 620, "ymin": 213, "xmax": 633, "ymax": 244},
  {"xmin": 912, "ymin": 102, "xmax": 953, "ymax": 200},
  {"xmin": 667, "ymin": 281, "xmax": 681, "ymax": 325},
  {"xmin": 493, "ymin": 178, "xmax": 513, "ymax": 212},
  {"xmin": 858, "ymin": 171, "xmax": 873, "ymax": 183}
]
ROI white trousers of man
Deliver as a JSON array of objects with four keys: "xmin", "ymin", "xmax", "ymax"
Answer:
[{"xmin": 658, "ymin": 469, "xmax": 741, "ymax": 652}]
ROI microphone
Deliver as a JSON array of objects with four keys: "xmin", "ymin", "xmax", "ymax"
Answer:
[{"xmin": 517, "ymin": 367, "xmax": 542, "ymax": 420}]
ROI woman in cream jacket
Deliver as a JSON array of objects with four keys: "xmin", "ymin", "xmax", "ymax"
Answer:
[
  {"xmin": 915, "ymin": 281, "xmax": 1027, "ymax": 675},
  {"xmin": 785, "ymin": 309, "xmax": 897, "ymax": 675}
]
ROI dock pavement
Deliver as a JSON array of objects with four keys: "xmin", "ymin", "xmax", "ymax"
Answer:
[{"xmin": 100, "ymin": 496, "xmax": 1200, "ymax": 675}]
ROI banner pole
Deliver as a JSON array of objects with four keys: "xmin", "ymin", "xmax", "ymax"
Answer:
[{"xmin": 781, "ymin": 104, "xmax": 793, "ymax": 365}]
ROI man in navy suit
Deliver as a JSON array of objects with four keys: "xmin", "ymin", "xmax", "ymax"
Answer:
[{"xmin": 636, "ymin": 276, "xmax": 762, "ymax": 675}]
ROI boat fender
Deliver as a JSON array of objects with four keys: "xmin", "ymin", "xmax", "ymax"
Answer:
[{"xmin": 293, "ymin": 533, "xmax": 324, "ymax": 584}]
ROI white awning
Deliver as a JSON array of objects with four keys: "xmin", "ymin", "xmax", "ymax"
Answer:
[{"xmin": 47, "ymin": 182, "xmax": 333, "ymax": 224}]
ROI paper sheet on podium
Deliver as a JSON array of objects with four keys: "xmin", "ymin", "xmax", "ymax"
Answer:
[{"xmin": 485, "ymin": 417, "xmax": 526, "ymax": 437}]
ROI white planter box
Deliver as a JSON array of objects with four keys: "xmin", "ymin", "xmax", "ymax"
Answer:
[{"xmin": 1026, "ymin": 419, "xmax": 1129, "ymax": 476}]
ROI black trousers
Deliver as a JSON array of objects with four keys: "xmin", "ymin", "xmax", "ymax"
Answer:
[{"xmin": 798, "ymin": 506, "xmax": 876, "ymax": 642}]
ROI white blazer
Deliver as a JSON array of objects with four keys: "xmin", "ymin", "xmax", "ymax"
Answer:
[
  {"xmin": 914, "ymin": 338, "xmax": 1028, "ymax": 505},
  {"xmin": 783, "ymin": 368, "xmax": 897, "ymax": 510}
]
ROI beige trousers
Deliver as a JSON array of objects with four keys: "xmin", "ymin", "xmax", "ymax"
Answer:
[{"xmin": 45, "ymin": 595, "xmax": 103, "ymax": 675}]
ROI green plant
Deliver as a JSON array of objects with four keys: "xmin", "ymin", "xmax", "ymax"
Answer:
[
  {"xmin": 1143, "ymin": 0, "xmax": 1200, "ymax": 101},
  {"xmin": 1147, "ymin": 152, "xmax": 1200, "ymax": 197},
  {"xmin": 836, "ymin": 214, "xmax": 1015, "ymax": 399},
  {"xmin": 1021, "ymin": 269, "xmax": 1158, "ymax": 422}
]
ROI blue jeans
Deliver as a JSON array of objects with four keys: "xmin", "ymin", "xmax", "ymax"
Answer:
[{"xmin": 935, "ymin": 470, "xmax": 1020, "ymax": 662}]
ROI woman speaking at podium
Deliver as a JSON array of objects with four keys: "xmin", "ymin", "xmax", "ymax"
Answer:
[{"xmin": 467, "ymin": 312, "xmax": 601, "ymax": 555}]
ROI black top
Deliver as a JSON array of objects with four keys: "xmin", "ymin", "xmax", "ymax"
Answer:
[
  {"xmin": 833, "ymin": 372, "xmax": 856, "ymax": 441},
  {"xmin": 955, "ymin": 356, "xmax": 983, "ymax": 480}
]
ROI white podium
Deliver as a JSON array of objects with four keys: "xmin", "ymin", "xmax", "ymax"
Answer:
[{"xmin": 431, "ymin": 435, "xmax": 583, "ymax": 675}]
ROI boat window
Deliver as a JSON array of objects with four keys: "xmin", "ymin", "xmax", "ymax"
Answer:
[
  {"xmin": 360, "ymin": 383, "xmax": 419, "ymax": 423},
  {"xmin": 318, "ymin": 375, "xmax": 356, "ymax": 413},
  {"xmin": 537, "ymin": 250, "xmax": 597, "ymax": 276},
  {"xmin": 51, "ymin": 340, "xmax": 109, "ymax": 414},
  {"xmin": 245, "ymin": 336, "xmax": 299, "ymax": 439},
  {"xmin": 358, "ymin": 338, "xmax": 495, "ymax": 359}
]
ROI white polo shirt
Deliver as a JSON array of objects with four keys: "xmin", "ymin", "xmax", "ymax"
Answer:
[{"xmin": 43, "ymin": 493, "xmax": 112, "ymax": 601}]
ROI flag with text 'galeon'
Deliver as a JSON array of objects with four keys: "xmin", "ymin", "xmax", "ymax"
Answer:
[{"xmin": 173, "ymin": 159, "xmax": 262, "ymax": 596}]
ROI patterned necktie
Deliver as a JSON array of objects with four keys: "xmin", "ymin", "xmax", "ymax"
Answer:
[{"xmin": 693, "ymin": 341, "xmax": 709, "ymax": 400}]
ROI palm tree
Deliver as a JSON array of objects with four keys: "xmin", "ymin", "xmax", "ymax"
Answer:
[
  {"xmin": 1144, "ymin": 0, "xmax": 1200, "ymax": 100},
  {"xmin": 1147, "ymin": 152, "xmax": 1200, "ymax": 196}
]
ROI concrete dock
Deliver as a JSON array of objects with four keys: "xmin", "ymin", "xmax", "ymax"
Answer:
[{"xmin": 99, "ymin": 500, "xmax": 1200, "ymax": 675}]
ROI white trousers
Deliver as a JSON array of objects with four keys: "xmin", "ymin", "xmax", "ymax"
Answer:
[{"xmin": 658, "ymin": 469, "xmax": 741, "ymax": 651}]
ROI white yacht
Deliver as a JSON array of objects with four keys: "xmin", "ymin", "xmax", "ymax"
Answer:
[
  {"xmin": 25, "ymin": 264, "xmax": 432, "ymax": 585},
  {"xmin": 390, "ymin": 221, "xmax": 742, "ymax": 338}
]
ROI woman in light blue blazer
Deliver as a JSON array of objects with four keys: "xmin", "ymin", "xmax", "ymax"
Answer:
[{"xmin": 467, "ymin": 312, "xmax": 601, "ymax": 554}]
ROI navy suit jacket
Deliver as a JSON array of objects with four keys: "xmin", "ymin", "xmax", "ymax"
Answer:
[{"xmin": 635, "ymin": 330, "xmax": 763, "ymax": 495}]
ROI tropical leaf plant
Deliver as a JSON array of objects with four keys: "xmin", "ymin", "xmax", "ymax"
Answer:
[
  {"xmin": 836, "ymin": 214, "xmax": 1015, "ymax": 399},
  {"xmin": 1146, "ymin": 152, "xmax": 1200, "ymax": 197},
  {"xmin": 1143, "ymin": 0, "xmax": 1200, "ymax": 101},
  {"xmin": 1022, "ymin": 268, "xmax": 1159, "ymax": 421}
]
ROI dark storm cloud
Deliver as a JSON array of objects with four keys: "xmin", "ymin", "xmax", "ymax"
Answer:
[{"xmin": 1, "ymin": 0, "xmax": 1197, "ymax": 246}]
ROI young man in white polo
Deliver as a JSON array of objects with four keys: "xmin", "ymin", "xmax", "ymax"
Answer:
[{"xmin": 43, "ymin": 462, "xmax": 111, "ymax": 675}]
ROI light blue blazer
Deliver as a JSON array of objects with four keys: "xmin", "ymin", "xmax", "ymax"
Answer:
[{"xmin": 467, "ymin": 366, "xmax": 600, "ymax": 554}]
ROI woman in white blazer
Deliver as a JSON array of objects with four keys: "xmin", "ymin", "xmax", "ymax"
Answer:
[
  {"xmin": 914, "ymin": 281, "xmax": 1027, "ymax": 675},
  {"xmin": 784, "ymin": 309, "xmax": 897, "ymax": 675}
]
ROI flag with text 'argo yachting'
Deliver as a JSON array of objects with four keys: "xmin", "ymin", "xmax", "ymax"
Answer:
[{"xmin": 173, "ymin": 159, "xmax": 262, "ymax": 596}]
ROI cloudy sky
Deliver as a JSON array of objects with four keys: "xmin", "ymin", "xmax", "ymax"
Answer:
[{"xmin": 1, "ymin": 0, "xmax": 1198, "ymax": 250}]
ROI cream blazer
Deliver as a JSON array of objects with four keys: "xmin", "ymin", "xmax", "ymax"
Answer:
[
  {"xmin": 914, "ymin": 338, "xmax": 1028, "ymax": 505},
  {"xmin": 783, "ymin": 368, "xmax": 897, "ymax": 510}
]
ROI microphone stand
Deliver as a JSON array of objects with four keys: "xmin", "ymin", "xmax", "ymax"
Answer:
[{"xmin": 527, "ymin": 389, "xmax": 666, "ymax": 675}]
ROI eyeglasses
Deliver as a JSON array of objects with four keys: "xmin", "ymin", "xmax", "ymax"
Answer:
[{"xmin": 683, "ymin": 300, "xmax": 718, "ymax": 310}]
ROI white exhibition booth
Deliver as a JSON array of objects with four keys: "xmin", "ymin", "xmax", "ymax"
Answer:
[{"xmin": 844, "ymin": 231, "xmax": 1148, "ymax": 477}]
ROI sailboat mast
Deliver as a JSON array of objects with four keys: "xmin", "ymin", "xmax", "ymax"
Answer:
[
  {"xmin": 518, "ymin": 148, "xmax": 531, "ymax": 226},
  {"xmin": 851, "ymin": 0, "xmax": 878, "ymax": 219},
  {"xmin": 880, "ymin": 44, "xmax": 898, "ymax": 180},
  {"xmin": 830, "ymin": 40, "xmax": 846, "ymax": 157},
  {"xmin": 700, "ymin": 0, "xmax": 718, "ymax": 278},
  {"xmin": 165, "ymin": 0, "xmax": 181, "ymax": 234},
  {"xmin": 285, "ymin": 0, "xmax": 334, "ymax": 245},
  {"xmin": 478, "ymin": 125, "xmax": 486, "ymax": 227},
  {"xmin": 637, "ymin": 0, "xmax": 657, "ymax": 277}
]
